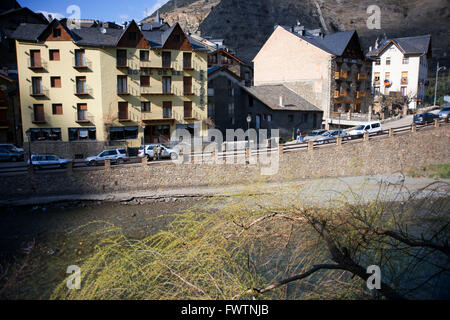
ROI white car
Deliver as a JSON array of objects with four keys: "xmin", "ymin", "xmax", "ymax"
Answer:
[
  {"xmin": 438, "ymin": 106, "xmax": 450, "ymax": 119},
  {"xmin": 138, "ymin": 144, "xmax": 180, "ymax": 160},
  {"xmin": 348, "ymin": 121, "xmax": 382, "ymax": 136},
  {"xmin": 315, "ymin": 130, "xmax": 348, "ymax": 144},
  {"xmin": 28, "ymin": 154, "xmax": 72, "ymax": 170},
  {"xmin": 85, "ymin": 148, "xmax": 128, "ymax": 166}
]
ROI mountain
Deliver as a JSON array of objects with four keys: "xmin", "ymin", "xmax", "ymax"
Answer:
[{"xmin": 142, "ymin": 0, "xmax": 450, "ymax": 65}]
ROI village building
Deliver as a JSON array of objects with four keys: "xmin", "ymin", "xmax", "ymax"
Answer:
[
  {"xmin": 253, "ymin": 25, "xmax": 373, "ymax": 129},
  {"xmin": 12, "ymin": 18, "xmax": 209, "ymax": 155},
  {"xmin": 366, "ymin": 35, "xmax": 431, "ymax": 113}
]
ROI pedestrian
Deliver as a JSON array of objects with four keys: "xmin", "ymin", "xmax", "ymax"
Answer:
[
  {"xmin": 296, "ymin": 129, "xmax": 302, "ymax": 143},
  {"xmin": 156, "ymin": 144, "xmax": 161, "ymax": 160}
]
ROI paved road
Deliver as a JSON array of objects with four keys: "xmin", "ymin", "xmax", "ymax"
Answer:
[{"xmin": 382, "ymin": 109, "xmax": 440, "ymax": 129}]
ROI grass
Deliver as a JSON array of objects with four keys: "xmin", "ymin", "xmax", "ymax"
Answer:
[{"xmin": 407, "ymin": 164, "xmax": 450, "ymax": 179}]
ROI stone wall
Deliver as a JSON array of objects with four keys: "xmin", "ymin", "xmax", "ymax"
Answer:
[{"xmin": 1, "ymin": 125, "xmax": 449, "ymax": 201}]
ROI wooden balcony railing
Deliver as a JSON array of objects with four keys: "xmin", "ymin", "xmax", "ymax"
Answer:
[{"xmin": 28, "ymin": 58, "xmax": 47, "ymax": 70}]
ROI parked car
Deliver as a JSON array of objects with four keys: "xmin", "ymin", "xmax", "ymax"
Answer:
[
  {"xmin": 85, "ymin": 148, "xmax": 128, "ymax": 166},
  {"xmin": 303, "ymin": 129, "xmax": 327, "ymax": 142},
  {"xmin": 0, "ymin": 147, "xmax": 24, "ymax": 162},
  {"xmin": 0, "ymin": 144, "xmax": 24, "ymax": 153},
  {"xmin": 28, "ymin": 154, "xmax": 72, "ymax": 169},
  {"xmin": 138, "ymin": 144, "xmax": 180, "ymax": 161},
  {"xmin": 315, "ymin": 130, "xmax": 348, "ymax": 144},
  {"xmin": 348, "ymin": 121, "xmax": 382, "ymax": 137},
  {"xmin": 413, "ymin": 113, "xmax": 439, "ymax": 125},
  {"xmin": 438, "ymin": 106, "xmax": 450, "ymax": 119}
]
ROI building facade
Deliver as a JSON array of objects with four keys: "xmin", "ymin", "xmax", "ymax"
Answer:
[
  {"xmin": 367, "ymin": 35, "xmax": 431, "ymax": 111},
  {"xmin": 0, "ymin": 74, "xmax": 22, "ymax": 145},
  {"xmin": 253, "ymin": 25, "xmax": 372, "ymax": 128},
  {"xmin": 13, "ymin": 19, "xmax": 208, "ymax": 155}
]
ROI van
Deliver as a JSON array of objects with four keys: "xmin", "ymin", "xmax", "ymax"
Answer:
[{"xmin": 348, "ymin": 121, "xmax": 382, "ymax": 136}]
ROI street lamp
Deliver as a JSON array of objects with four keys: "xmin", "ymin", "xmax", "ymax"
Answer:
[
  {"xmin": 434, "ymin": 61, "xmax": 447, "ymax": 107},
  {"xmin": 246, "ymin": 115, "xmax": 251, "ymax": 149}
]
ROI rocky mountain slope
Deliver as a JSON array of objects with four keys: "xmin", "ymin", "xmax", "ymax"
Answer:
[{"xmin": 142, "ymin": 0, "xmax": 449, "ymax": 65}]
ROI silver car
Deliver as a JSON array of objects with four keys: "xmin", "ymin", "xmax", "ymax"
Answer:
[
  {"xmin": 85, "ymin": 148, "xmax": 128, "ymax": 166},
  {"xmin": 303, "ymin": 129, "xmax": 327, "ymax": 142},
  {"xmin": 315, "ymin": 130, "xmax": 348, "ymax": 144},
  {"xmin": 28, "ymin": 154, "xmax": 72, "ymax": 170},
  {"xmin": 438, "ymin": 106, "xmax": 450, "ymax": 119},
  {"xmin": 138, "ymin": 144, "xmax": 180, "ymax": 161}
]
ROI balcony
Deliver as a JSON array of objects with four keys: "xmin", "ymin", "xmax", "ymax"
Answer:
[
  {"xmin": 74, "ymin": 84, "xmax": 93, "ymax": 96},
  {"xmin": 73, "ymin": 57, "xmax": 92, "ymax": 70},
  {"xmin": 29, "ymin": 86, "xmax": 49, "ymax": 97},
  {"xmin": 116, "ymin": 58, "xmax": 128, "ymax": 69},
  {"xmin": 357, "ymin": 73, "xmax": 367, "ymax": 80},
  {"xmin": 117, "ymin": 84, "xmax": 130, "ymax": 95},
  {"xmin": 401, "ymin": 77, "xmax": 408, "ymax": 85},
  {"xmin": 28, "ymin": 58, "xmax": 47, "ymax": 70},
  {"xmin": 75, "ymin": 111, "xmax": 94, "ymax": 123},
  {"xmin": 118, "ymin": 111, "xmax": 132, "ymax": 122},
  {"xmin": 330, "ymin": 112, "xmax": 372, "ymax": 121}
]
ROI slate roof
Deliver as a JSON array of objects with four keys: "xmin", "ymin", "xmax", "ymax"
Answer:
[
  {"xmin": 366, "ymin": 35, "xmax": 431, "ymax": 57},
  {"xmin": 241, "ymin": 85, "xmax": 322, "ymax": 112},
  {"xmin": 11, "ymin": 20, "xmax": 208, "ymax": 51},
  {"xmin": 282, "ymin": 26, "xmax": 357, "ymax": 56}
]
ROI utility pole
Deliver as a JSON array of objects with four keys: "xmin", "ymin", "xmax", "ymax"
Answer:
[{"xmin": 434, "ymin": 61, "xmax": 447, "ymax": 106}]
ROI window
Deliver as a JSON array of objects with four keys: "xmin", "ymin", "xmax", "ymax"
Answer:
[
  {"xmin": 267, "ymin": 114, "xmax": 272, "ymax": 122},
  {"xmin": 375, "ymin": 59, "xmax": 380, "ymax": 65},
  {"xmin": 385, "ymin": 72, "xmax": 390, "ymax": 80},
  {"xmin": 401, "ymin": 71, "xmax": 408, "ymax": 84},
  {"xmin": 51, "ymin": 76, "xmax": 61, "ymax": 88},
  {"xmin": 163, "ymin": 101, "xmax": 172, "ymax": 118},
  {"xmin": 109, "ymin": 126, "xmax": 138, "ymax": 140},
  {"xmin": 401, "ymin": 86, "xmax": 407, "ymax": 96},
  {"xmin": 49, "ymin": 49, "xmax": 60, "ymax": 61},
  {"xmin": 32, "ymin": 77, "xmax": 42, "ymax": 94},
  {"xmin": 183, "ymin": 52, "xmax": 192, "ymax": 69},
  {"xmin": 76, "ymin": 76, "xmax": 86, "ymax": 93},
  {"xmin": 228, "ymin": 103, "xmax": 234, "ymax": 124},
  {"xmin": 374, "ymin": 73, "xmax": 380, "ymax": 81},
  {"xmin": 183, "ymin": 76, "xmax": 192, "ymax": 94},
  {"xmin": 162, "ymin": 76, "xmax": 171, "ymax": 94},
  {"xmin": 173, "ymin": 34, "xmax": 181, "ymax": 43},
  {"xmin": 33, "ymin": 104, "xmax": 45, "ymax": 122},
  {"xmin": 77, "ymin": 104, "xmax": 88, "ymax": 121},
  {"xmin": 140, "ymin": 50, "xmax": 149, "ymax": 61},
  {"xmin": 386, "ymin": 57, "xmax": 391, "ymax": 65},
  {"xmin": 140, "ymin": 75, "xmax": 150, "ymax": 87},
  {"xmin": 141, "ymin": 101, "xmax": 150, "ymax": 112},
  {"xmin": 162, "ymin": 51, "xmax": 171, "ymax": 68},
  {"xmin": 75, "ymin": 49, "xmax": 86, "ymax": 67},
  {"xmin": 403, "ymin": 57, "xmax": 409, "ymax": 64},
  {"xmin": 208, "ymin": 103, "xmax": 214, "ymax": 117},
  {"xmin": 116, "ymin": 49, "xmax": 127, "ymax": 67},
  {"xmin": 52, "ymin": 103, "xmax": 63, "ymax": 115},
  {"xmin": 184, "ymin": 101, "xmax": 192, "ymax": 118},
  {"xmin": 128, "ymin": 32, "xmax": 137, "ymax": 40},
  {"xmin": 69, "ymin": 128, "xmax": 96, "ymax": 141},
  {"xmin": 118, "ymin": 102, "xmax": 128, "ymax": 120},
  {"xmin": 53, "ymin": 28, "xmax": 61, "ymax": 38},
  {"xmin": 303, "ymin": 113, "xmax": 309, "ymax": 123},
  {"xmin": 288, "ymin": 115, "xmax": 294, "ymax": 122},
  {"xmin": 117, "ymin": 75, "xmax": 128, "ymax": 93},
  {"xmin": 30, "ymin": 50, "xmax": 41, "ymax": 67},
  {"xmin": 30, "ymin": 128, "xmax": 61, "ymax": 141},
  {"xmin": 374, "ymin": 86, "xmax": 380, "ymax": 94},
  {"xmin": 255, "ymin": 115, "xmax": 260, "ymax": 129}
]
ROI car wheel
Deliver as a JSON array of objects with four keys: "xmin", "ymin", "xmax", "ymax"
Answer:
[
  {"xmin": 117, "ymin": 158, "xmax": 123, "ymax": 165},
  {"xmin": 147, "ymin": 155, "xmax": 152, "ymax": 162},
  {"xmin": 170, "ymin": 153, "xmax": 178, "ymax": 160},
  {"xmin": 89, "ymin": 160, "xmax": 96, "ymax": 166}
]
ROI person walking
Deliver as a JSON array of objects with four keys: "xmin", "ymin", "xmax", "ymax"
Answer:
[{"xmin": 296, "ymin": 129, "xmax": 302, "ymax": 143}]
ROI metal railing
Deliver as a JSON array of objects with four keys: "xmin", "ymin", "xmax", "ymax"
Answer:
[
  {"xmin": 73, "ymin": 56, "xmax": 92, "ymax": 69},
  {"xmin": 74, "ymin": 84, "xmax": 93, "ymax": 96},
  {"xmin": 29, "ymin": 86, "xmax": 49, "ymax": 97},
  {"xmin": 75, "ymin": 111, "xmax": 94, "ymax": 123},
  {"xmin": 28, "ymin": 58, "xmax": 47, "ymax": 70}
]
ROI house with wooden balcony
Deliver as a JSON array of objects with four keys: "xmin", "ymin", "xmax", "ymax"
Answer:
[
  {"xmin": 367, "ymin": 34, "xmax": 431, "ymax": 112},
  {"xmin": 12, "ymin": 17, "xmax": 209, "ymax": 150},
  {"xmin": 253, "ymin": 24, "xmax": 373, "ymax": 129}
]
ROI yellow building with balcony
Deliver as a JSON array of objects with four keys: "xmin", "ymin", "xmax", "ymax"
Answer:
[{"xmin": 13, "ymin": 19, "xmax": 208, "ymax": 151}]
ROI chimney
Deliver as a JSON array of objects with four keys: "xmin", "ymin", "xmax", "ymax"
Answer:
[{"xmin": 279, "ymin": 96, "xmax": 283, "ymax": 107}]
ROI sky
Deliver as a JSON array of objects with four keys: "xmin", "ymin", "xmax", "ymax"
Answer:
[{"xmin": 19, "ymin": 0, "xmax": 170, "ymax": 23}]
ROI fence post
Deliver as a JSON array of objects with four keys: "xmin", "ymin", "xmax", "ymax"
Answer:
[
  {"xmin": 363, "ymin": 132, "xmax": 369, "ymax": 142},
  {"xmin": 434, "ymin": 118, "xmax": 440, "ymax": 128},
  {"xmin": 388, "ymin": 128, "xmax": 394, "ymax": 138},
  {"xmin": 411, "ymin": 124, "xmax": 416, "ymax": 133},
  {"xmin": 104, "ymin": 158, "xmax": 111, "ymax": 170},
  {"xmin": 245, "ymin": 147, "xmax": 250, "ymax": 164},
  {"xmin": 336, "ymin": 136, "xmax": 342, "ymax": 146},
  {"xmin": 308, "ymin": 140, "xmax": 314, "ymax": 151},
  {"xmin": 67, "ymin": 161, "xmax": 73, "ymax": 173}
]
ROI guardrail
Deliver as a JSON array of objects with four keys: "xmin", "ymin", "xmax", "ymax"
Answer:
[{"xmin": 0, "ymin": 119, "xmax": 447, "ymax": 175}]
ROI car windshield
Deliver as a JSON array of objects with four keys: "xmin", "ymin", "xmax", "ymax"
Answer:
[
  {"xmin": 355, "ymin": 125, "xmax": 365, "ymax": 130},
  {"xmin": 322, "ymin": 132, "xmax": 332, "ymax": 136},
  {"xmin": 442, "ymin": 107, "xmax": 450, "ymax": 111},
  {"xmin": 118, "ymin": 149, "xmax": 126, "ymax": 154},
  {"xmin": 310, "ymin": 131, "xmax": 323, "ymax": 136}
]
